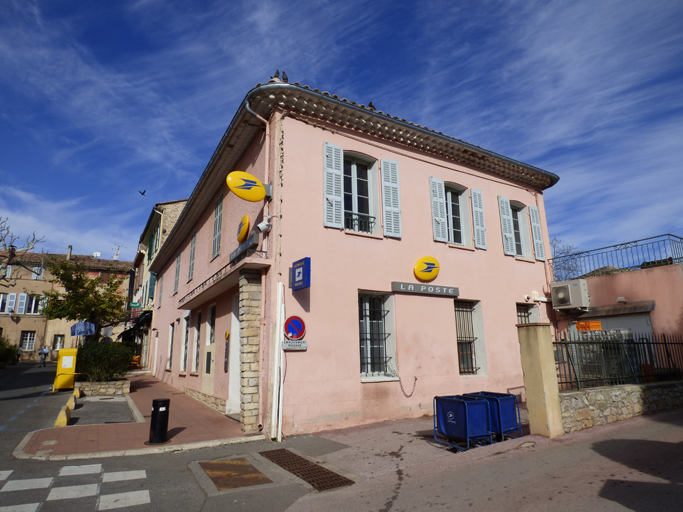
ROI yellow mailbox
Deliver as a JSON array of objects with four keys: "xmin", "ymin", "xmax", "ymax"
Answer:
[{"xmin": 53, "ymin": 348, "xmax": 78, "ymax": 391}]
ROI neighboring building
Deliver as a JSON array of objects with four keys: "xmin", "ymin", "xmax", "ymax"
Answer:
[
  {"xmin": 0, "ymin": 248, "xmax": 133, "ymax": 360},
  {"xmin": 148, "ymin": 78, "xmax": 559, "ymax": 437},
  {"xmin": 549, "ymin": 234, "xmax": 683, "ymax": 337},
  {"xmin": 124, "ymin": 200, "xmax": 187, "ymax": 367}
]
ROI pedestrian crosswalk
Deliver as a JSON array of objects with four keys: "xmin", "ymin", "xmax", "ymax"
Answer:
[{"xmin": 0, "ymin": 464, "xmax": 150, "ymax": 511}]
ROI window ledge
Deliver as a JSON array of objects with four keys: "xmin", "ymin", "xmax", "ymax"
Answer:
[
  {"xmin": 343, "ymin": 229, "xmax": 383, "ymax": 240},
  {"xmin": 178, "ymin": 372, "xmax": 187, "ymax": 377},
  {"xmin": 210, "ymin": 253, "xmax": 221, "ymax": 262},
  {"xmin": 361, "ymin": 375, "xmax": 400, "ymax": 383},
  {"xmin": 165, "ymin": 368, "xmax": 172, "ymax": 372},
  {"xmin": 189, "ymin": 372, "xmax": 199, "ymax": 377},
  {"xmin": 514, "ymin": 257, "xmax": 536, "ymax": 264},
  {"xmin": 447, "ymin": 243, "xmax": 475, "ymax": 252}
]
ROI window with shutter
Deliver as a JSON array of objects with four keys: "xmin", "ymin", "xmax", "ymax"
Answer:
[
  {"xmin": 16, "ymin": 293, "xmax": 27, "ymax": 315},
  {"xmin": 471, "ymin": 189, "xmax": 487, "ymax": 249},
  {"xmin": 212, "ymin": 194, "xmax": 223, "ymax": 258},
  {"xmin": 528, "ymin": 206, "xmax": 546, "ymax": 261},
  {"xmin": 498, "ymin": 196, "xmax": 516, "ymax": 255},
  {"xmin": 188, "ymin": 231, "xmax": 196, "ymax": 280},
  {"xmin": 174, "ymin": 252, "xmax": 181, "ymax": 293},
  {"xmin": 323, "ymin": 142, "xmax": 344, "ymax": 229},
  {"xmin": 381, "ymin": 160, "xmax": 401, "ymax": 238}
]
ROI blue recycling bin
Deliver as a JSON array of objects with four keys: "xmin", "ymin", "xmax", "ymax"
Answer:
[
  {"xmin": 433, "ymin": 395, "xmax": 492, "ymax": 451},
  {"xmin": 464, "ymin": 391, "xmax": 522, "ymax": 441}
]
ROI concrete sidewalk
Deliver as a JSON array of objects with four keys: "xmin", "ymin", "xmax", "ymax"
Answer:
[{"xmin": 15, "ymin": 373, "xmax": 263, "ymax": 460}]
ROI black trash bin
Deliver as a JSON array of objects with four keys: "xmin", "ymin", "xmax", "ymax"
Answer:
[{"xmin": 148, "ymin": 398, "xmax": 170, "ymax": 444}]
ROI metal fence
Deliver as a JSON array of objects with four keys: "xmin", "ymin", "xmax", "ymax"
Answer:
[
  {"xmin": 548, "ymin": 234, "xmax": 683, "ymax": 282},
  {"xmin": 553, "ymin": 331, "xmax": 683, "ymax": 391}
]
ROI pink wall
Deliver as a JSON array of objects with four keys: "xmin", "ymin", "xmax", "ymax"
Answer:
[
  {"xmin": 274, "ymin": 115, "xmax": 551, "ymax": 433},
  {"xmin": 151, "ymin": 110, "xmax": 555, "ymax": 435},
  {"xmin": 585, "ymin": 265, "xmax": 683, "ymax": 333}
]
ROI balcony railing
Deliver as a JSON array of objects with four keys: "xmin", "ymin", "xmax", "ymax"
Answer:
[
  {"xmin": 344, "ymin": 212, "xmax": 376, "ymax": 234},
  {"xmin": 548, "ymin": 234, "xmax": 683, "ymax": 282}
]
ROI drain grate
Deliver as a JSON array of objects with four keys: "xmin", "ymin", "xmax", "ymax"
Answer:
[
  {"xmin": 259, "ymin": 449, "xmax": 354, "ymax": 492},
  {"xmin": 199, "ymin": 459, "xmax": 273, "ymax": 490}
]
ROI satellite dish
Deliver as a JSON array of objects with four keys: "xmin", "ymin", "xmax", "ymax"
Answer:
[{"xmin": 93, "ymin": 252, "xmax": 101, "ymax": 258}]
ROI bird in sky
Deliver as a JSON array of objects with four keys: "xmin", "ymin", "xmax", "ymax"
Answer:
[
  {"xmin": 368, "ymin": 101, "xmax": 376, "ymax": 110},
  {"xmin": 273, "ymin": 69, "xmax": 280, "ymax": 79},
  {"xmin": 139, "ymin": 190, "xmax": 146, "ymax": 196},
  {"xmin": 282, "ymin": 71, "xmax": 288, "ymax": 82}
]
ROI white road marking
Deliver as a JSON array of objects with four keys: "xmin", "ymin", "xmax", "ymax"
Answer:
[
  {"xmin": 0, "ymin": 478, "xmax": 53, "ymax": 492},
  {"xmin": 46, "ymin": 483, "xmax": 99, "ymax": 501},
  {"xmin": 0, "ymin": 471, "xmax": 13, "ymax": 481},
  {"xmin": 98, "ymin": 490, "xmax": 151, "ymax": 510},
  {"xmin": 0, "ymin": 504, "xmax": 40, "ymax": 512},
  {"xmin": 59, "ymin": 464, "xmax": 103, "ymax": 476},
  {"xmin": 102, "ymin": 470, "xmax": 147, "ymax": 483}
]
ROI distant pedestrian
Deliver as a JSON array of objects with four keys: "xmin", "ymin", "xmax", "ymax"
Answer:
[
  {"xmin": 38, "ymin": 346, "xmax": 48, "ymax": 367},
  {"xmin": 17, "ymin": 345, "xmax": 23, "ymax": 361}
]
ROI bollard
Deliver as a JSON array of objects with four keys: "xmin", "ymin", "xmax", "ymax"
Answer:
[{"xmin": 148, "ymin": 398, "xmax": 171, "ymax": 444}]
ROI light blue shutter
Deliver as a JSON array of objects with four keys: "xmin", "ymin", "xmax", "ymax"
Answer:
[
  {"xmin": 32, "ymin": 267, "xmax": 44, "ymax": 279},
  {"xmin": 188, "ymin": 232, "xmax": 196, "ymax": 280},
  {"xmin": 16, "ymin": 293, "xmax": 27, "ymax": 315},
  {"xmin": 213, "ymin": 195, "xmax": 223, "ymax": 257},
  {"xmin": 174, "ymin": 252, "xmax": 181, "ymax": 293},
  {"xmin": 323, "ymin": 142, "xmax": 344, "ymax": 229},
  {"xmin": 381, "ymin": 160, "xmax": 402, "ymax": 238},
  {"xmin": 7, "ymin": 293, "xmax": 16, "ymax": 313},
  {"xmin": 498, "ymin": 196, "xmax": 516, "ymax": 255},
  {"xmin": 528, "ymin": 206, "xmax": 546, "ymax": 261},
  {"xmin": 471, "ymin": 189, "xmax": 487, "ymax": 249},
  {"xmin": 5, "ymin": 265, "xmax": 12, "ymax": 278},
  {"xmin": 429, "ymin": 177, "xmax": 448, "ymax": 242}
]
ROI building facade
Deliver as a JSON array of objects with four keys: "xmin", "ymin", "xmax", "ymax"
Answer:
[
  {"xmin": 126, "ymin": 200, "xmax": 187, "ymax": 365},
  {"xmin": 148, "ymin": 79, "xmax": 559, "ymax": 436},
  {"xmin": 0, "ymin": 248, "xmax": 133, "ymax": 360}
]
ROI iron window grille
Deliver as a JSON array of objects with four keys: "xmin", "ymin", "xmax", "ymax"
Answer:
[
  {"xmin": 516, "ymin": 304, "xmax": 533, "ymax": 324},
  {"xmin": 359, "ymin": 294, "xmax": 390, "ymax": 376},
  {"xmin": 454, "ymin": 300, "xmax": 478, "ymax": 374}
]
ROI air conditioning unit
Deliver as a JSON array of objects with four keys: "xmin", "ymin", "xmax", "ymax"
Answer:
[{"xmin": 551, "ymin": 279, "xmax": 590, "ymax": 311}]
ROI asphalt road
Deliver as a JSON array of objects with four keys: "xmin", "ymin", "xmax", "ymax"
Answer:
[{"xmin": 1, "ymin": 362, "xmax": 682, "ymax": 512}]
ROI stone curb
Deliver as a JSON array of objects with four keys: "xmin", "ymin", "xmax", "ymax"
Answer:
[{"xmin": 13, "ymin": 433, "xmax": 266, "ymax": 461}]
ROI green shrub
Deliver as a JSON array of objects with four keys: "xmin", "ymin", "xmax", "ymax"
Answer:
[
  {"xmin": 0, "ymin": 336, "xmax": 17, "ymax": 367},
  {"xmin": 75, "ymin": 341, "xmax": 134, "ymax": 382}
]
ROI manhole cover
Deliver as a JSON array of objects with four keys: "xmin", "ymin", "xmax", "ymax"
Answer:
[
  {"xmin": 259, "ymin": 449, "xmax": 353, "ymax": 491},
  {"xmin": 199, "ymin": 459, "xmax": 273, "ymax": 490}
]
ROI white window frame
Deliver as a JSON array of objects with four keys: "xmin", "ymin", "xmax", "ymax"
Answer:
[
  {"xmin": 158, "ymin": 275, "xmax": 163, "ymax": 307},
  {"xmin": 181, "ymin": 312, "xmax": 190, "ymax": 372},
  {"xmin": 188, "ymin": 231, "xmax": 196, "ymax": 281},
  {"xmin": 212, "ymin": 194, "xmax": 223, "ymax": 258},
  {"xmin": 53, "ymin": 334, "xmax": 65, "ymax": 350},
  {"xmin": 359, "ymin": 292, "xmax": 398, "ymax": 382},
  {"xmin": 206, "ymin": 304, "xmax": 216, "ymax": 346},
  {"xmin": 167, "ymin": 323, "xmax": 175, "ymax": 370},
  {"xmin": 174, "ymin": 252, "xmax": 181, "ymax": 294},
  {"xmin": 25, "ymin": 295, "xmax": 41, "ymax": 314},
  {"xmin": 499, "ymin": 196, "xmax": 532, "ymax": 258},
  {"xmin": 454, "ymin": 299, "xmax": 488, "ymax": 377},
  {"xmin": 193, "ymin": 311, "xmax": 201, "ymax": 373},
  {"xmin": 343, "ymin": 153, "xmax": 379, "ymax": 235},
  {"xmin": 21, "ymin": 331, "xmax": 36, "ymax": 351}
]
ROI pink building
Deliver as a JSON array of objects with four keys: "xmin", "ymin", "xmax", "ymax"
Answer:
[{"xmin": 148, "ymin": 79, "xmax": 559, "ymax": 437}]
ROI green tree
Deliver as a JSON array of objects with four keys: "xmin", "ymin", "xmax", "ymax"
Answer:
[{"xmin": 41, "ymin": 258, "xmax": 127, "ymax": 341}]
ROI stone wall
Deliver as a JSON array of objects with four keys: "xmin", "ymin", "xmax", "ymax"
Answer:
[
  {"xmin": 75, "ymin": 379, "xmax": 130, "ymax": 396},
  {"xmin": 560, "ymin": 381, "xmax": 683, "ymax": 433},
  {"xmin": 185, "ymin": 388, "xmax": 226, "ymax": 413},
  {"xmin": 239, "ymin": 270, "xmax": 261, "ymax": 434}
]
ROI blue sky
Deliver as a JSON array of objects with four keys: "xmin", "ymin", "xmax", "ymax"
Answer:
[{"xmin": 1, "ymin": 0, "xmax": 682, "ymax": 262}]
